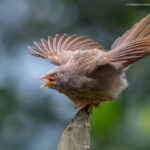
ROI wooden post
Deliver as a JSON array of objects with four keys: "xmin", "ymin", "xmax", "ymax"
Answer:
[{"xmin": 58, "ymin": 107, "xmax": 90, "ymax": 150}]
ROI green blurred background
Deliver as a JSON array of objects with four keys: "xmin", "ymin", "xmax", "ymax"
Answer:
[{"xmin": 0, "ymin": 0, "xmax": 150, "ymax": 150}]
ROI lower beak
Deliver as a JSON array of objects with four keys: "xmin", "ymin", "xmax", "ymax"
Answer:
[{"xmin": 39, "ymin": 75, "xmax": 55, "ymax": 89}]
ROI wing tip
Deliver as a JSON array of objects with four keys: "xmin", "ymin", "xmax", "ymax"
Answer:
[
  {"xmin": 28, "ymin": 52, "xmax": 48, "ymax": 59},
  {"xmin": 145, "ymin": 13, "xmax": 150, "ymax": 20},
  {"xmin": 28, "ymin": 46, "xmax": 34, "ymax": 50}
]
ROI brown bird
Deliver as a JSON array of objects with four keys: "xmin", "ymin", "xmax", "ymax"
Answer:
[{"xmin": 28, "ymin": 14, "xmax": 150, "ymax": 112}]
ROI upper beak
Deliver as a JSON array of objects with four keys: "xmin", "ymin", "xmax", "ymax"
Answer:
[{"xmin": 39, "ymin": 75, "xmax": 55, "ymax": 89}]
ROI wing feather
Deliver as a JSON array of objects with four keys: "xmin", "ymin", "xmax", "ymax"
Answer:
[
  {"xmin": 106, "ymin": 14, "xmax": 150, "ymax": 69},
  {"xmin": 107, "ymin": 36, "xmax": 150, "ymax": 69},
  {"xmin": 33, "ymin": 42, "xmax": 47, "ymax": 54},
  {"xmin": 111, "ymin": 14, "xmax": 150, "ymax": 49},
  {"xmin": 71, "ymin": 40, "xmax": 103, "ymax": 50},
  {"xmin": 53, "ymin": 34, "xmax": 60, "ymax": 53},
  {"xmin": 59, "ymin": 34, "xmax": 70, "ymax": 51},
  {"xmin": 57, "ymin": 34, "xmax": 67, "ymax": 51},
  {"xmin": 28, "ymin": 46, "xmax": 44, "ymax": 55},
  {"xmin": 48, "ymin": 36, "xmax": 54, "ymax": 51},
  {"xmin": 28, "ymin": 34, "xmax": 105, "ymax": 65},
  {"xmin": 64, "ymin": 36, "xmax": 87, "ymax": 50},
  {"xmin": 61, "ymin": 34, "xmax": 78, "ymax": 51},
  {"xmin": 41, "ymin": 39, "xmax": 49, "ymax": 53}
]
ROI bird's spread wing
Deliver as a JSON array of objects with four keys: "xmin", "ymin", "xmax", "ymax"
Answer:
[
  {"xmin": 105, "ymin": 14, "xmax": 150, "ymax": 69},
  {"xmin": 111, "ymin": 14, "xmax": 150, "ymax": 50},
  {"xmin": 28, "ymin": 34, "xmax": 105, "ymax": 66},
  {"xmin": 85, "ymin": 14, "xmax": 150, "ymax": 74}
]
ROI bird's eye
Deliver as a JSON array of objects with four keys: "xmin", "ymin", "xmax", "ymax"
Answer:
[{"xmin": 54, "ymin": 73, "xmax": 59, "ymax": 77}]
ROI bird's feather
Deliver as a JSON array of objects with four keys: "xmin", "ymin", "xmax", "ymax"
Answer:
[
  {"xmin": 108, "ymin": 14, "xmax": 150, "ymax": 69},
  {"xmin": 84, "ymin": 14, "xmax": 150, "ymax": 74},
  {"xmin": 28, "ymin": 34, "xmax": 105, "ymax": 66},
  {"xmin": 111, "ymin": 14, "xmax": 150, "ymax": 50},
  {"xmin": 109, "ymin": 36, "xmax": 150, "ymax": 69}
]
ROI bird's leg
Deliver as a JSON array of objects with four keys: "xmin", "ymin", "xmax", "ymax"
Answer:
[
  {"xmin": 73, "ymin": 102, "xmax": 100, "ymax": 114},
  {"xmin": 73, "ymin": 102, "xmax": 89, "ymax": 110},
  {"xmin": 73, "ymin": 103, "xmax": 95, "ymax": 114},
  {"xmin": 73, "ymin": 102, "xmax": 99, "ymax": 114},
  {"xmin": 87, "ymin": 105, "xmax": 93, "ymax": 114}
]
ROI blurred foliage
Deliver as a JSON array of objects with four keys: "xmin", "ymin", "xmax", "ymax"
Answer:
[{"xmin": 0, "ymin": 0, "xmax": 150, "ymax": 150}]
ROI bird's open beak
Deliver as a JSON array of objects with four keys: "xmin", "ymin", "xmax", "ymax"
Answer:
[{"xmin": 39, "ymin": 75, "xmax": 55, "ymax": 89}]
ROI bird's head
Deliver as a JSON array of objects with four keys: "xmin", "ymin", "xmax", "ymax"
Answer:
[
  {"xmin": 39, "ymin": 64, "xmax": 94, "ymax": 92},
  {"xmin": 39, "ymin": 66, "xmax": 69, "ymax": 90}
]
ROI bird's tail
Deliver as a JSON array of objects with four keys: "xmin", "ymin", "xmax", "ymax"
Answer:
[{"xmin": 109, "ymin": 14, "xmax": 150, "ymax": 69}]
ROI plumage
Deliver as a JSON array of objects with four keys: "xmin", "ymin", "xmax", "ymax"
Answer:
[
  {"xmin": 28, "ymin": 34, "xmax": 105, "ymax": 65},
  {"xmin": 28, "ymin": 14, "xmax": 150, "ymax": 112}
]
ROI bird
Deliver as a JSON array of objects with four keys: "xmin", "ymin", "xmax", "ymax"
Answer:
[{"xmin": 28, "ymin": 14, "xmax": 150, "ymax": 112}]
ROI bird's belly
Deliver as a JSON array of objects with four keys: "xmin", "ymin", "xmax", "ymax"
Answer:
[
  {"xmin": 64, "ymin": 75, "xmax": 128, "ymax": 106},
  {"xmin": 66, "ymin": 89, "xmax": 113, "ymax": 105}
]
